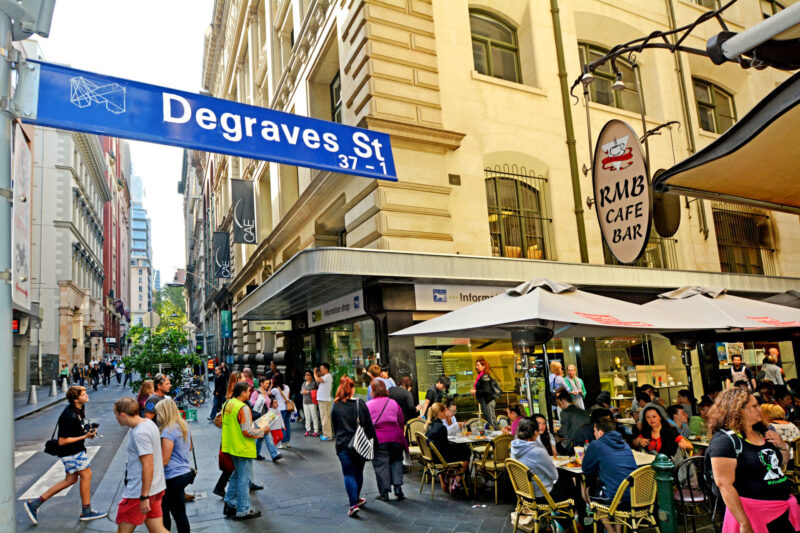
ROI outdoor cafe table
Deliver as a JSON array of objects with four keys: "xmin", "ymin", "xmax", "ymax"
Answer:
[
  {"xmin": 448, "ymin": 431, "xmax": 503, "ymax": 445},
  {"xmin": 553, "ymin": 450, "xmax": 655, "ymax": 475}
]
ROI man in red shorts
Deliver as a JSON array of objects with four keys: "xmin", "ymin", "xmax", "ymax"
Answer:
[{"xmin": 112, "ymin": 397, "xmax": 168, "ymax": 533}]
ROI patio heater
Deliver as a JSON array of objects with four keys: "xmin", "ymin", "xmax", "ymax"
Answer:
[
  {"xmin": 667, "ymin": 333, "xmax": 698, "ymax": 416},
  {"xmin": 511, "ymin": 325, "xmax": 555, "ymax": 431}
]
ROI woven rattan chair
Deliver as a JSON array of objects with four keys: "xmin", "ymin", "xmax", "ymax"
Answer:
[
  {"xmin": 497, "ymin": 415, "xmax": 511, "ymax": 429},
  {"xmin": 506, "ymin": 458, "xmax": 577, "ymax": 533},
  {"xmin": 405, "ymin": 418, "xmax": 426, "ymax": 462},
  {"xmin": 475, "ymin": 433, "xmax": 513, "ymax": 504},
  {"xmin": 416, "ymin": 434, "xmax": 469, "ymax": 500},
  {"xmin": 784, "ymin": 436, "xmax": 800, "ymax": 487},
  {"xmin": 590, "ymin": 465, "xmax": 657, "ymax": 533}
]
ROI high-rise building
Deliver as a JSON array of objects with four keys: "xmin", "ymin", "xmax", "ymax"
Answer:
[
  {"xmin": 154, "ymin": 269, "xmax": 161, "ymax": 292},
  {"xmin": 130, "ymin": 174, "xmax": 152, "ymax": 326}
]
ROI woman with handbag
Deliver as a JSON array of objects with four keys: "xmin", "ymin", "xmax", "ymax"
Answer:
[
  {"xmin": 301, "ymin": 370, "xmax": 321, "ymax": 437},
  {"xmin": 271, "ymin": 374, "xmax": 294, "ymax": 448},
  {"xmin": 471, "ymin": 358, "xmax": 499, "ymax": 429},
  {"xmin": 331, "ymin": 376, "xmax": 377, "ymax": 517},
  {"xmin": 154, "ymin": 398, "xmax": 193, "ymax": 533},
  {"xmin": 367, "ymin": 379, "xmax": 406, "ymax": 502}
]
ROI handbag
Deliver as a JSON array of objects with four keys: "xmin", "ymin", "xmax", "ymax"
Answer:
[
  {"xmin": 278, "ymin": 387, "xmax": 296, "ymax": 412},
  {"xmin": 44, "ymin": 421, "xmax": 60, "ymax": 456},
  {"xmin": 218, "ymin": 450, "xmax": 234, "ymax": 472},
  {"xmin": 347, "ymin": 399, "xmax": 374, "ymax": 461},
  {"xmin": 311, "ymin": 389, "xmax": 318, "ymax": 404},
  {"xmin": 213, "ymin": 400, "xmax": 228, "ymax": 428}
]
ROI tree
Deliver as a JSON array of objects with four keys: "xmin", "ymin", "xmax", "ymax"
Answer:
[
  {"xmin": 154, "ymin": 286, "xmax": 185, "ymax": 319},
  {"xmin": 123, "ymin": 313, "xmax": 199, "ymax": 392}
]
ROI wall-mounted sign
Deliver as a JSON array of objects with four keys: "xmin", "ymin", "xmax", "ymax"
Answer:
[
  {"xmin": 212, "ymin": 232, "xmax": 231, "ymax": 278},
  {"xmin": 231, "ymin": 179, "xmax": 256, "ymax": 244},
  {"xmin": 414, "ymin": 284, "xmax": 511, "ymax": 311},
  {"xmin": 249, "ymin": 320, "xmax": 292, "ymax": 332},
  {"xmin": 12, "ymin": 124, "xmax": 32, "ymax": 312},
  {"xmin": 220, "ymin": 310, "xmax": 233, "ymax": 338},
  {"xmin": 592, "ymin": 119, "xmax": 652, "ymax": 264},
  {"xmin": 307, "ymin": 290, "xmax": 364, "ymax": 327}
]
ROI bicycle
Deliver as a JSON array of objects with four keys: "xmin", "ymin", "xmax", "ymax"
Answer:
[{"xmin": 174, "ymin": 383, "xmax": 206, "ymax": 407}]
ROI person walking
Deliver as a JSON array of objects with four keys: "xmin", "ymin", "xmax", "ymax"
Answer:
[
  {"xmin": 418, "ymin": 375, "xmax": 450, "ymax": 419},
  {"xmin": 388, "ymin": 376, "xmax": 416, "ymax": 425},
  {"xmin": 59, "ymin": 364, "xmax": 70, "ymax": 385},
  {"xmin": 71, "ymin": 363, "xmax": 81, "ymax": 387},
  {"xmin": 154, "ymin": 399, "xmax": 193, "ymax": 533},
  {"xmin": 564, "ymin": 364, "xmax": 586, "ymax": 409},
  {"xmin": 368, "ymin": 380, "xmax": 406, "ymax": 501},
  {"xmin": 314, "ymin": 363, "xmax": 334, "ymax": 441},
  {"xmin": 221, "ymin": 382, "xmax": 264, "ymax": 521},
  {"xmin": 208, "ymin": 365, "xmax": 226, "ymax": 422},
  {"xmin": 103, "ymin": 360, "xmax": 112, "ymax": 387},
  {"xmin": 89, "ymin": 364, "xmax": 99, "ymax": 392},
  {"xmin": 332, "ymin": 376, "xmax": 376, "ymax": 517},
  {"xmin": 112, "ymin": 396, "xmax": 168, "ymax": 533},
  {"xmin": 471, "ymin": 358, "xmax": 499, "ymax": 429},
  {"xmin": 270, "ymin": 374, "xmax": 293, "ymax": 448},
  {"xmin": 301, "ymin": 370, "xmax": 321, "ymax": 437},
  {"xmin": 115, "ymin": 362, "xmax": 124, "ymax": 385},
  {"xmin": 250, "ymin": 377, "xmax": 282, "ymax": 462},
  {"xmin": 23, "ymin": 386, "xmax": 106, "ymax": 525}
]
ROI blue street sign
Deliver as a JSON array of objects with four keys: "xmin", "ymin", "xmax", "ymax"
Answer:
[{"xmin": 21, "ymin": 60, "xmax": 397, "ymax": 181}]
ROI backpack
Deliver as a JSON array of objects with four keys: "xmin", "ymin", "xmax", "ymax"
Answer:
[
  {"xmin": 490, "ymin": 376, "xmax": 503, "ymax": 400},
  {"xmin": 705, "ymin": 429, "xmax": 742, "ymax": 498}
]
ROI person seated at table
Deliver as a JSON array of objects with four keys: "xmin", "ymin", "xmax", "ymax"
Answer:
[
  {"xmin": 676, "ymin": 389, "xmax": 695, "ymax": 418},
  {"xmin": 588, "ymin": 391, "xmax": 612, "ymax": 415},
  {"xmin": 689, "ymin": 398, "xmax": 712, "ymax": 437},
  {"xmin": 582, "ymin": 417, "xmax": 637, "ymax": 533},
  {"xmin": 631, "ymin": 392, "xmax": 651, "ymax": 423},
  {"xmin": 554, "ymin": 389, "xmax": 590, "ymax": 455},
  {"xmin": 667, "ymin": 404, "xmax": 690, "ymax": 439},
  {"xmin": 502, "ymin": 405, "xmax": 523, "ymax": 436},
  {"xmin": 510, "ymin": 417, "xmax": 572, "ymax": 524},
  {"xmin": 425, "ymin": 402, "xmax": 470, "ymax": 492},
  {"xmin": 634, "ymin": 406, "xmax": 693, "ymax": 458},
  {"xmin": 755, "ymin": 380, "xmax": 775, "ymax": 405},
  {"xmin": 532, "ymin": 414, "xmax": 557, "ymax": 456},
  {"xmin": 762, "ymin": 403, "xmax": 800, "ymax": 445},
  {"xmin": 442, "ymin": 398, "xmax": 461, "ymax": 437}
]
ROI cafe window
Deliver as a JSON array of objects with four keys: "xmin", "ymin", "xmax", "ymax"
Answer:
[
  {"xmin": 324, "ymin": 318, "xmax": 376, "ymax": 396},
  {"xmin": 693, "ymin": 78, "xmax": 736, "ymax": 133},
  {"xmin": 330, "ymin": 72, "xmax": 342, "ymax": 124},
  {"xmin": 470, "ymin": 10, "xmax": 521, "ymax": 83},
  {"xmin": 578, "ymin": 43, "xmax": 642, "ymax": 114},
  {"xmin": 485, "ymin": 165, "xmax": 553, "ymax": 261},
  {"xmin": 711, "ymin": 203, "xmax": 776, "ymax": 275}
]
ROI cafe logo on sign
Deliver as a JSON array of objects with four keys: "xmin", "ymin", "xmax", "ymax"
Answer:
[{"xmin": 593, "ymin": 119, "xmax": 652, "ymax": 264}]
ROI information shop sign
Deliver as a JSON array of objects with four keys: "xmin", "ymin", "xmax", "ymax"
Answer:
[
  {"xmin": 249, "ymin": 320, "xmax": 292, "ymax": 332},
  {"xmin": 19, "ymin": 61, "xmax": 397, "ymax": 181},
  {"xmin": 592, "ymin": 119, "xmax": 652, "ymax": 264},
  {"xmin": 307, "ymin": 290, "xmax": 364, "ymax": 327}
]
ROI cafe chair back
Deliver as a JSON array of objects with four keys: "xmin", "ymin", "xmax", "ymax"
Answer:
[
  {"xmin": 465, "ymin": 417, "xmax": 487, "ymax": 433},
  {"xmin": 589, "ymin": 465, "xmax": 657, "ymax": 533},
  {"xmin": 497, "ymin": 415, "xmax": 511, "ymax": 429},
  {"xmin": 673, "ymin": 455, "xmax": 713, "ymax": 533},
  {"xmin": 476, "ymin": 433, "xmax": 513, "ymax": 504},
  {"xmin": 405, "ymin": 418, "xmax": 426, "ymax": 462},
  {"xmin": 506, "ymin": 458, "xmax": 577, "ymax": 533},
  {"xmin": 416, "ymin": 433, "xmax": 469, "ymax": 500}
]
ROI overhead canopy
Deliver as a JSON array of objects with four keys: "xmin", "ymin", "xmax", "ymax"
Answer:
[
  {"xmin": 391, "ymin": 278, "xmax": 718, "ymax": 339},
  {"xmin": 653, "ymin": 69, "xmax": 800, "ymax": 214},
  {"xmin": 764, "ymin": 289, "xmax": 800, "ymax": 309}
]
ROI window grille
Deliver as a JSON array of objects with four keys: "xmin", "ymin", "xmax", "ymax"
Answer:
[
  {"xmin": 711, "ymin": 202, "xmax": 776, "ymax": 276},
  {"xmin": 485, "ymin": 165, "xmax": 553, "ymax": 260}
]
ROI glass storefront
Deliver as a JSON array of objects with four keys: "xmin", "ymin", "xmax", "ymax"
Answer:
[{"xmin": 323, "ymin": 318, "xmax": 377, "ymax": 397}]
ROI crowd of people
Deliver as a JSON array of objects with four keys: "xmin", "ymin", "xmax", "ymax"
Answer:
[{"xmin": 59, "ymin": 357, "xmax": 132, "ymax": 390}]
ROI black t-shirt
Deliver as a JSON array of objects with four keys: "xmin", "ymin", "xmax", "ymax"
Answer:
[
  {"xmin": 144, "ymin": 394, "xmax": 165, "ymax": 424},
  {"xmin": 56, "ymin": 405, "xmax": 86, "ymax": 457},
  {"xmin": 425, "ymin": 386, "xmax": 442, "ymax": 405},
  {"xmin": 706, "ymin": 430, "xmax": 790, "ymax": 501}
]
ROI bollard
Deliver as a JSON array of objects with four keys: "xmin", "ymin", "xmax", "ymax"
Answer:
[
  {"xmin": 652, "ymin": 453, "xmax": 677, "ymax": 533},
  {"xmin": 49, "ymin": 379, "xmax": 58, "ymax": 397},
  {"xmin": 61, "ymin": 377, "xmax": 68, "ymax": 393},
  {"xmin": 27, "ymin": 384, "xmax": 37, "ymax": 405}
]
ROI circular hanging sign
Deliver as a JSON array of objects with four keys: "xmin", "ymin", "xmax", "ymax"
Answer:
[{"xmin": 592, "ymin": 119, "xmax": 652, "ymax": 264}]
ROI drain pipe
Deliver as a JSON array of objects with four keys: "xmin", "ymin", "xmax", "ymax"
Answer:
[{"xmin": 551, "ymin": 0, "xmax": 589, "ymax": 263}]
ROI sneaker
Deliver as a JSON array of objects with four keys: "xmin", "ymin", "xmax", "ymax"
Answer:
[
  {"xmin": 394, "ymin": 488, "xmax": 405, "ymax": 500},
  {"xmin": 277, "ymin": 442, "xmax": 285, "ymax": 449},
  {"xmin": 347, "ymin": 505, "xmax": 359, "ymax": 517},
  {"xmin": 249, "ymin": 482, "xmax": 264, "ymax": 491},
  {"xmin": 356, "ymin": 497, "xmax": 366, "ymax": 507},
  {"xmin": 79, "ymin": 509, "xmax": 108, "ymax": 521},
  {"xmin": 255, "ymin": 455, "xmax": 266, "ymax": 461},
  {"xmin": 223, "ymin": 503, "xmax": 236, "ymax": 517},
  {"xmin": 283, "ymin": 442, "xmax": 291, "ymax": 448},
  {"xmin": 304, "ymin": 431, "xmax": 311, "ymax": 436},
  {"xmin": 320, "ymin": 436, "xmax": 331, "ymax": 441},
  {"xmin": 234, "ymin": 509, "xmax": 262, "ymax": 521},
  {"xmin": 312, "ymin": 432, "xmax": 319, "ymax": 437},
  {"xmin": 23, "ymin": 500, "xmax": 38, "ymax": 525},
  {"xmin": 272, "ymin": 454, "xmax": 283, "ymax": 463}
]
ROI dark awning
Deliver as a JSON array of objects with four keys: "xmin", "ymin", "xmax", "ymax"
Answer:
[{"xmin": 653, "ymin": 69, "xmax": 800, "ymax": 214}]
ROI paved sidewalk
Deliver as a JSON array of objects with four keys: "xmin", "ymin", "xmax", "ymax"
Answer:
[
  {"xmin": 85, "ymin": 401, "xmax": 519, "ymax": 533},
  {"xmin": 14, "ymin": 386, "xmax": 66, "ymax": 420}
]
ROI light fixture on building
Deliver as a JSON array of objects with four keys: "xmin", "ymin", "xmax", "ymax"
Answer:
[
  {"xmin": 612, "ymin": 71, "xmax": 625, "ymax": 91},
  {"xmin": 580, "ymin": 65, "xmax": 594, "ymax": 86}
]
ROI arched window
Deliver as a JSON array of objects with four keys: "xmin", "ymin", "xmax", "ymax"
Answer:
[
  {"xmin": 692, "ymin": 78, "xmax": 736, "ymax": 133},
  {"xmin": 578, "ymin": 43, "xmax": 642, "ymax": 113},
  {"xmin": 485, "ymin": 166, "xmax": 552, "ymax": 260},
  {"xmin": 470, "ymin": 11, "xmax": 521, "ymax": 83}
]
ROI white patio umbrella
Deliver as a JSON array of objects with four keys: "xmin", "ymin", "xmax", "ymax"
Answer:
[
  {"xmin": 643, "ymin": 286, "xmax": 800, "ymax": 329},
  {"xmin": 392, "ymin": 279, "xmax": 716, "ymax": 428}
]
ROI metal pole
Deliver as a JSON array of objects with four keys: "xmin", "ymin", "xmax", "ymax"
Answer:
[
  {"xmin": 682, "ymin": 348, "xmax": 696, "ymax": 416},
  {"xmin": 0, "ymin": 10, "xmax": 16, "ymax": 525},
  {"xmin": 633, "ymin": 62, "xmax": 651, "ymax": 182},
  {"xmin": 583, "ymin": 83, "xmax": 593, "ymax": 165},
  {"xmin": 523, "ymin": 352, "xmax": 533, "ymax": 417},
  {"xmin": 542, "ymin": 343, "xmax": 555, "ymax": 435}
]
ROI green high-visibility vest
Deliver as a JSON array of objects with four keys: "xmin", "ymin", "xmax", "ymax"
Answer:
[{"xmin": 221, "ymin": 398, "xmax": 256, "ymax": 458}]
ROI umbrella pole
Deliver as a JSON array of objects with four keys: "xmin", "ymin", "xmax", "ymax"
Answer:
[
  {"xmin": 524, "ymin": 353, "xmax": 533, "ymax": 418},
  {"xmin": 682, "ymin": 348, "xmax": 696, "ymax": 416},
  {"xmin": 542, "ymin": 343, "xmax": 555, "ymax": 435}
]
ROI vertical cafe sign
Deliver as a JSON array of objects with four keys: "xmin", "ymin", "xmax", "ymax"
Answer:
[
  {"xmin": 212, "ymin": 231, "xmax": 231, "ymax": 278},
  {"xmin": 12, "ymin": 124, "xmax": 31, "ymax": 311},
  {"xmin": 592, "ymin": 119, "xmax": 652, "ymax": 264},
  {"xmin": 231, "ymin": 179, "xmax": 256, "ymax": 244}
]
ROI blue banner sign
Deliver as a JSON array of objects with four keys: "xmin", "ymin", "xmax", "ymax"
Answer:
[{"xmin": 22, "ymin": 61, "xmax": 397, "ymax": 181}]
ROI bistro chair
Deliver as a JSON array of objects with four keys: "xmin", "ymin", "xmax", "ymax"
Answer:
[
  {"xmin": 590, "ymin": 465, "xmax": 657, "ymax": 533},
  {"xmin": 416, "ymin": 434, "xmax": 470, "ymax": 500},
  {"xmin": 497, "ymin": 415, "xmax": 511, "ymax": 429},
  {"xmin": 506, "ymin": 458, "xmax": 577, "ymax": 533},
  {"xmin": 673, "ymin": 456, "xmax": 714, "ymax": 533},
  {"xmin": 465, "ymin": 417, "xmax": 490, "ymax": 459},
  {"xmin": 475, "ymin": 433, "xmax": 513, "ymax": 504},
  {"xmin": 405, "ymin": 418, "xmax": 426, "ymax": 463},
  {"xmin": 784, "ymin": 436, "xmax": 800, "ymax": 489}
]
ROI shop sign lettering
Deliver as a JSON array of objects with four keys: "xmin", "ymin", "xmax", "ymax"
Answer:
[{"xmin": 574, "ymin": 312, "xmax": 653, "ymax": 328}]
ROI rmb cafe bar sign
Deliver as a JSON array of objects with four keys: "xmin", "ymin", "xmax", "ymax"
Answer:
[{"xmin": 592, "ymin": 119, "xmax": 652, "ymax": 264}]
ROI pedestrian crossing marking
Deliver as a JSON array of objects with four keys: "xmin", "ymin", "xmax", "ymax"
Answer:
[
  {"xmin": 14, "ymin": 450, "xmax": 36, "ymax": 469},
  {"xmin": 19, "ymin": 447, "xmax": 100, "ymax": 500}
]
